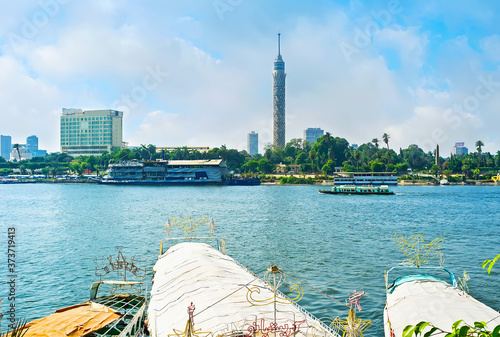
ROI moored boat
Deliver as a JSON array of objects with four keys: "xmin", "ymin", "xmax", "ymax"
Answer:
[
  {"xmin": 16, "ymin": 249, "xmax": 148, "ymax": 337},
  {"xmin": 100, "ymin": 159, "xmax": 228, "ymax": 185},
  {"xmin": 384, "ymin": 234, "xmax": 500, "ymax": 336},
  {"xmin": 148, "ymin": 242, "xmax": 341, "ymax": 337},
  {"xmin": 334, "ymin": 172, "xmax": 398, "ymax": 186},
  {"xmin": 384, "ymin": 265, "xmax": 500, "ymax": 337},
  {"xmin": 440, "ymin": 178, "xmax": 450, "ymax": 185},
  {"xmin": 319, "ymin": 185, "xmax": 394, "ymax": 195}
]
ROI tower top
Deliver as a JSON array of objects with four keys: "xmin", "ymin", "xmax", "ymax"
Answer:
[{"xmin": 278, "ymin": 33, "xmax": 281, "ymax": 56}]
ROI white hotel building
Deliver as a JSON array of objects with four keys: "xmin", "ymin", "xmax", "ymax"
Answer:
[{"xmin": 60, "ymin": 108, "xmax": 123, "ymax": 157}]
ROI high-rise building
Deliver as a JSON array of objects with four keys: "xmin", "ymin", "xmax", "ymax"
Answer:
[
  {"xmin": 452, "ymin": 142, "xmax": 468, "ymax": 155},
  {"xmin": 0, "ymin": 135, "xmax": 12, "ymax": 159},
  {"xmin": 26, "ymin": 135, "xmax": 38, "ymax": 154},
  {"xmin": 60, "ymin": 108, "xmax": 123, "ymax": 157},
  {"xmin": 247, "ymin": 131, "xmax": 258, "ymax": 156},
  {"xmin": 303, "ymin": 128, "xmax": 324, "ymax": 144},
  {"xmin": 273, "ymin": 33, "xmax": 286, "ymax": 149}
]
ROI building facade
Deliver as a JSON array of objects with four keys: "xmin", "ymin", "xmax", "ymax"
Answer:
[
  {"xmin": 26, "ymin": 135, "xmax": 38, "ymax": 154},
  {"xmin": 10, "ymin": 145, "xmax": 31, "ymax": 161},
  {"xmin": 0, "ymin": 135, "xmax": 12, "ymax": 159},
  {"xmin": 60, "ymin": 108, "xmax": 123, "ymax": 157},
  {"xmin": 247, "ymin": 131, "xmax": 258, "ymax": 156},
  {"xmin": 452, "ymin": 142, "xmax": 468, "ymax": 155},
  {"xmin": 303, "ymin": 128, "xmax": 324, "ymax": 144},
  {"xmin": 273, "ymin": 33, "xmax": 286, "ymax": 149}
]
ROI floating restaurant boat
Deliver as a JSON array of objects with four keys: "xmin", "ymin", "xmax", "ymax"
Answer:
[
  {"xmin": 318, "ymin": 185, "xmax": 394, "ymax": 195},
  {"xmin": 16, "ymin": 249, "xmax": 148, "ymax": 337},
  {"xmin": 100, "ymin": 159, "xmax": 228, "ymax": 185},
  {"xmin": 148, "ymin": 242, "xmax": 341, "ymax": 337},
  {"xmin": 334, "ymin": 172, "xmax": 398, "ymax": 186},
  {"xmin": 384, "ymin": 234, "xmax": 500, "ymax": 337}
]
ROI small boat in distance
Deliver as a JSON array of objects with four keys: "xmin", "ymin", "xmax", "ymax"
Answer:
[
  {"xmin": 440, "ymin": 178, "xmax": 450, "ymax": 185},
  {"xmin": 319, "ymin": 185, "xmax": 394, "ymax": 195}
]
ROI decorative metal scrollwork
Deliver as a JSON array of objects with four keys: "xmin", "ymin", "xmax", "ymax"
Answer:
[
  {"xmin": 164, "ymin": 215, "xmax": 213, "ymax": 238},
  {"xmin": 168, "ymin": 302, "xmax": 211, "ymax": 337},
  {"xmin": 457, "ymin": 270, "xmax": 470, "ymax": 293},
  {"xmin": 394, "ymin": 233, "xmax": 443, "ymax": 267},
  {"xmin": 330, "ymin": 290, "xmax": 371, "ymax": 337},
  {"xmin": 94, "ymin": 247, "xmax": 147, "ymax": 282},
  {"xmin": 220, "ymin": 238, "xmax": 226, "ymax": 254},
  {"xmin": 246, "ymin": 265, "xmax": 303, "ymax": 306}
]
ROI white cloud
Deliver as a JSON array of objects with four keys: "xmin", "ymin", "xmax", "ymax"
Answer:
[
  {"xmin": 0, "ymin": 0, "xmax": 499, "ymax": 157},
  {"xmin": 480, "ymin": 34, "xmax": 500, "ymax": 62}
]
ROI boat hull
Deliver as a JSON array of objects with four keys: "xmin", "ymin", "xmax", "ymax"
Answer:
[
  {"xmin": 318, "ymin": 190, "xmax": 394, "ymax": 195},
  {"xmin": 384, "ymin": 279, "xmax": 500, "ymax": 337},
  {"xmin": 99, "ymin": 179, "xmax": 222, "ymax": 185},
  {"xmin": 148, "ymin": 242, "xmax": 339, "ymax": 337}
]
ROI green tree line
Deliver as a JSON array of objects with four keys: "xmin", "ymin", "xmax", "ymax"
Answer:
[{"xmin": 1, "ymin": 136, "xmax": 499, "ymax": 177}]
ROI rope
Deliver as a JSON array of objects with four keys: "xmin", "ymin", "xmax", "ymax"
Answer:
[
  {"xmin": 282, "ymin": 271, "xmax": 349, "ymax": 308},
  {"xmin": 193, "ymin": 274, "xmax": 263, "ymax": 317}
]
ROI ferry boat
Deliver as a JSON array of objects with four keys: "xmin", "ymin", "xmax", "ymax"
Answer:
[
  {"xmin": 319, "ymin": 185, "xmax": 394, "ymax": 195},
  {"xmin": 334, "ymin": 172, "xmax": 398, "ymax": 186},
  {"xmin": 148, "ymin": 241, "xmax": 341, "ymax": 337},
  {"xmin": 100, "ymin": 159, "xmax": 228, "ymax": 185}
]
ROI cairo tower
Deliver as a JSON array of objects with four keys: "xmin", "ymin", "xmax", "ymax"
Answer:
[{"xmin": 273, "ymin": 33, "xmax": 286, "ymax": 149}]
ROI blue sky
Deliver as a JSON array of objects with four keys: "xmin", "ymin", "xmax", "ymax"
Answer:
[{"xmin": 1, "ymin": 0, "xmax": 500, "ymax": 154}]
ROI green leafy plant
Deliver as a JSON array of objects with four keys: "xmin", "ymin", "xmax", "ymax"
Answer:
[
  {"xmin": 403, "ymin": 320, "xmax": 500, "ymax": 337},
  {"xmin": 483, "ymin": 254, "xmax": 500, "ymax": 275}
]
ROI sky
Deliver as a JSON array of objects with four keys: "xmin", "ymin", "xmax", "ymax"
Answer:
[{"xmin": 1, "ymin": 0, "xmax": 500, "ymax": 155}]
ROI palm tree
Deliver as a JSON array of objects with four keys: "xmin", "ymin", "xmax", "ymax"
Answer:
[
  {"xmin": 309, "ymin": 150, "xmax": 316, "ymax": 171},
  {"xmin": 372, "ymin": 138, "xmax": 379, "ymax": 149},
  {"xmin": 12, "ymin": 143, "xmax": 21, "ymax": 161},
  {"xmin": 354, "ymin": 150, "xmax": 360, "ymax": 171},
  {"xmin": 476, "ymin": 140, "xmax": 484, "ymax": 168},
  {"xmin": 382, "ymin": 133, "xmax": 390, "ymax": 150}
]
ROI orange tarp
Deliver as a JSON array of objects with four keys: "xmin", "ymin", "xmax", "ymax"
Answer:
[{"xmin": 18, "ymin": 302, "xmax": 120, "ymax": 337}]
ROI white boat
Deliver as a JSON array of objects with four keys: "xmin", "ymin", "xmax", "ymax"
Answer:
[
  {"xmin": 100, "ymin": 159, "xmax": 228, "ymax": 185},
  {"xmin": 148, "ymin": 242, "xmax": 340, "ymax": 337},
  {"xmin": 440, "ymin": 178, "xmax": 450, "ymax": 185},
  {"xmin": 384, "ymin": 266, "xmax": 500, "ymax": 336},
  {"xmin": 334, "ymin": 172, "xmax": 398, "ymax": 186}
]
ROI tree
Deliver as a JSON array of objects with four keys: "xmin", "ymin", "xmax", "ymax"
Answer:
[
  {"xmin": 371, "ymin": 161, "xmax": 385, "ymax": 172},
  {"xmin": 354, "ymin": 150, "xmax": 361, "ymax": 171},
  {"xmin": 12, "ymin": 143, "xmax": 21, "ymax": 161},
  {"xmin": 321, "ymin": 159, "xmax": 335, "ymax": 176},
  {"xmin": 258, "ymin": 158, "xmax": 274, "ymax": 174},
  {"xmin": 382, "ymin": 133, "xmax": 390, "ymax": 150},
  {"xmin": 372, "ymin": 138, "xmax": 379, "ymax": 149},
  {"xmin": 309, "ymin": 150, "xmax": 316, "ymax": 171},
  {"xmin": 243, "ymin": 160, "xmax": 259, "ymax": 173},
  {"xmin": 476, "ymin": 140, "xmax": 484, "ymax": 168}
]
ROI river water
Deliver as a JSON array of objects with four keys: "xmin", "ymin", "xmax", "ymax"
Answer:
[{"xmin": 0, "ymin": 184, "xmax": 499, "ymax": 336}]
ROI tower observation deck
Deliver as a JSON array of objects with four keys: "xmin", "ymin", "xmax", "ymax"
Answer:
[{"xmin": 273, "ymin": 33, "xmax": 286, "ymax": 149}]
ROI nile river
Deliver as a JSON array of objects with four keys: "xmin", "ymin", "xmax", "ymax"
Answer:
[{"xmin": 0, "ymin": 184, "xmax": 499, "ymax": 336}]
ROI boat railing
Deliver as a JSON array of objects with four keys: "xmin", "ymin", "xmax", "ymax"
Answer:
[
  {"xmin": 160, "ymin": 237, "xmax": 223, "ymax": 255},
  {"xmin": 89, "ymin": 280, "xmax": 148, "ymax": 337},
  {"xmin": 385, "ymin": 265, "xmax": 457, "ymax": 292},
  {"xmin": 225, "ymin": 258, "xmax": 340, "ymax": 337},
  {"xmin": 117, "ymin": 303, "xmax": 147, "ymax": 337}
]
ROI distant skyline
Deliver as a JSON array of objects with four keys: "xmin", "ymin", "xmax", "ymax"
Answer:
[{"xmin": 1, "ymin": 1, "xmax": 500, "ymax": 155}]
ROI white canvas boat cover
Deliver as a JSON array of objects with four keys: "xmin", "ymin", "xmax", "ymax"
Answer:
[
  {"xmin": 148, "ymin": 242, "xmax": 339, "ymax": 337},
  {"xmin": 384, "ymin": 279, "xmax": 500, "ymax": 336}
]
